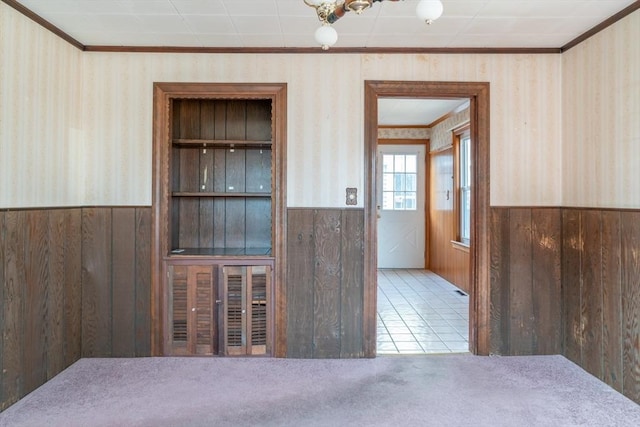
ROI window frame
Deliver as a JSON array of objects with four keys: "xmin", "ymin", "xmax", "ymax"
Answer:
[{"xmin": 453, "ymin": 124, "xmax": 471, "ymax": 247}]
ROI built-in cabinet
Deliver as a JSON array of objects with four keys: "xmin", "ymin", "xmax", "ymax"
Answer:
[
  {"xmin": 152, "ymin": 83, "xmax": 287, "ymax": 357},
  {"xmin": 166, "ymin": 261, "xmax": 273, "ymax": 356}
]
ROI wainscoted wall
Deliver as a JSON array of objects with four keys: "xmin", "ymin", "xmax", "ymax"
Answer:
[
  {"xmin": 0, "ymin": 209, "xmax": 82, "ymax": 410},
  {"xmin": 81, "ymin": 207, "xmax": 151, "ymax": 358},
  {"xmin": 490, "ymin": 206, "xmax": 640, "ymax": 405},
  {"xmin": 286, "ymin": 208, "xmax": 364, "ymax": 358},
  {"xmin": 562, "ymin": 209, "xmax": 640, "ymax": 404},
  {"xmin": 0, "ymin": 207, "xmax": 152, "ymax": 411},
  {"xmin": 490, "ymin": 208, "xmax": 562, "ymax": 356}
]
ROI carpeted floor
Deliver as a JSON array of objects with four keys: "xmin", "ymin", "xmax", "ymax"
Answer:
[{"xmin": 1, "ymin": 355, "xmax": 638, "ymax": 427}]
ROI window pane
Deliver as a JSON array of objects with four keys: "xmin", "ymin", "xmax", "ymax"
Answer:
[
  {"xmin": 405, "ymin": 174, "xmax": 417, "ymax": 191},
  {"xmin": 383, "ymin": 155, "xmax": 394, "ymax": 172},
  {"xmin": 383, "ymin": 173, "xmax": 394, "ymax": 192},
  {"xmin": 394, "ymin": 193, "xmax": 404, "ymax": 210},
  {"xmin": 405, "ymin": 155, "xmax": 417, "ymax": 173},
  {"xmin": 382, "ymin": 192, "xmax": 394, "ymax": 210},
  {"xmin": 405, "ymin": 192, "xmax": 416, "ymax": 210},
  {"xmin": 394, "ymin": 174, "xmax": 405, "ymax": 192},
  {"xmin": 394, "ymin": 155, "xmax": 405, "ymax": 173}
]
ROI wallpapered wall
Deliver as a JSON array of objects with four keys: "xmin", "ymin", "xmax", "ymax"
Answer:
[
  {"xmin": 0, "ymin": 4, "xmax": 83, "ymax": 208},
  {"xmin": 14, "ymin": 2, "xmax": 637, "ymax": 209},
  {"xmin": 562, "ymin": 10, "xmax": 640, "ymax": 208},
  {"xmin": 430, "ymin": 107, "xmax": 470, "ymax": 153}
]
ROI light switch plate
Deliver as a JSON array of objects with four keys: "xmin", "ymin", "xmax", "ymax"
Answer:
[{"xmin": 346, "ymin": 187, "xmax": 357, "ymax": 205}]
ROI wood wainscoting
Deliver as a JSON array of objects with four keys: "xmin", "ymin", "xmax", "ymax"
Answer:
[
  {"xmin": 286, "ymin": 208, "xmax": 364, "ymax": 358},
  {"xmin": 490, "ymin": 207, "xmax": 563, "ymax": 356},
  {"xmin": 81, "ymin": 207, "xmax": 151, "ymax": 358},
  {"xmin": 0, "ymin": 207, "xmax": 151, "ymax": 411},
  {"xmin": 490, "ymin": 206, "xmax": 640, "ymax": 405},
  {"xmin": 561, "ymin": 209, "xmax": 640, "ymax": 403}
]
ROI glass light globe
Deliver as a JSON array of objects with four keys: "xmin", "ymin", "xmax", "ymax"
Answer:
[
  {"xmin": 416, "ymin": 0, "xmax": 444, "ymax": 24},
  {"xmin": 315, "ymin": 24, "xmax": 338, "ymax": 50}
]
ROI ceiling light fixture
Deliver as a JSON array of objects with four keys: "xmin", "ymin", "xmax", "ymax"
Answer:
[{"xmin": 304, "ymin": 0, "xmax": 444, "ymax": 50}]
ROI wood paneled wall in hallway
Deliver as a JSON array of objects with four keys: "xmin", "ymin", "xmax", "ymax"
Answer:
[
  {"xmin": 562, "ymin": 209, "xmax": 640, "ymax": 404},
  {"xmin": 81, "ymin": 207, "xmax": 151, "ymax": 358},
  {"xmin": 0, "ymin": 209, "xmax": 82, "ymax": 411},
  {"xmin": 0, "ymin": 207, "xmax": 152, "ymax": 411},
  {"xmin": 489, "ymin": 207, "xmax": 563, "ymax": 356},
  {"xmin": 287, "ymin": 208, "xmax": 364, "ymax": 358},
  {"xmin": 429, "ymin": 149, "xmax": 470, "ymax": 293}
]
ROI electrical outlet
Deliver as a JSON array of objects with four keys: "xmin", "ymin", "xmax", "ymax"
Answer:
[{"xmin": 346, "ymin": 187, "xmax": 357, "ymax": 205}]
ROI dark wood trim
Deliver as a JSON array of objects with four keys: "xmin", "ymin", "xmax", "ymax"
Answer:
[
  {"xmin": 364, "ymin": 80, "xmax": 490, "ymax": 356},
  {"xmin": 84, "ymin": 46, "xmax": 562, "ymax": 54},
  {"xmin": 0, "ymin": 0, "xmax": 85, "ymax": 51},
  {"xmin": 561, "ymin": 1, "xmax": 640, "ymax": 52},
  {"xmin": 151, "ymin": 82, "xmax": 287, "ymax": 357}
]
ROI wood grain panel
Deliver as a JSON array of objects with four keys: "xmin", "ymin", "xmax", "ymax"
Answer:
[
  {"xmin": 135, "ymin": 208, "xmax": 152, "ymax": 357},
  {"xmin": 581, "ymin": 210, "xmax": 603, "ymax": 379},
  {"xmin": 82, "ymin": 208, "xmax": 113, "ymax": 357},
  {"xmin": 199, "ymin": 148, "xmax": 215, "ymax": 248},
  {"xmin": 621, "ymin": 211, "xmax": 640, "ymax": 403},
  {"xmin": 531, "ymin": 208, "xmax": 562, "ymax": 354},
  {"xmin": 245, "ymin": 149, "xmax": 271, "ymax": 193},
  {"xmin": 1, "ymin": 211, "xmax": 25, "ymax": 410},
  {"xmin": 199, "ymin": 101, "xmax": 215, "ymax": 139},
  {"xmin": 601, "ymin": 211, "xmax": 622, "ymax": 391},
  {"xmin": 489, "ymin": 208, "xmax": 510, "ymax": 355},
  {"xmin": 225, "ymin": 199, "xmax": 245, "ymax": 248},
  {"xmin": 214, "ymin": 101, "xmax": 227, "ymax": 140},
  {"xmin": 0, "ymin": 212, "xmax": 4, "ymax": 407},
  {"xmin": 246, "ymin": 100, "xmax": 272, "ymax": 141},
  {"xmin": 286, "ymin": 209, "xmax": 315, "ymax": 358},
  {"xmin": 508, "ymin": 209, "xmax": 534, "ymax": 354},
  {"xmin": 340, "ymin": 209, "xmax": 364, "ymax": 358},
  {"xmin": 63, "ymin": 209, "xmax": 82, "ymax": 367},
  {"xmin": 313, "ymin": 210, "xmax": 342, "ymax": 358},
  {"xmin": 225, "ymin": 100, "xmax": 246, "ymax": 140},
  {"xmin": 112, "ymin": 208, "xmax": 136, "ymax": 357},
  {"xmin": 24, "ymin": 210, "xmax": 48, "ymax": 395},
  {"xmin": 245, "ymin": 199, "xmax": 271, "ymax": 249},
  {"xmin": 562, "ymin": 209, "xmax": 582, "ymax": 365},
  {"xmin": 47, "ymin": 210, "xmax": 66, "ymax": 379}
]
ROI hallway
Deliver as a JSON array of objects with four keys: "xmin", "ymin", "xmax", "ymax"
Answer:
[{"xmin": 377, "ymin": 269, "xmax": 469, "ymax": 354}]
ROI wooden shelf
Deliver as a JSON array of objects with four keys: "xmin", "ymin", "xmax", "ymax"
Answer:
[
  {"xmin": 172, "ymin": 192, "xmax": 271, "ymax": 198},
  {"xmin": 173, "ymin": 139, "xmax": 271, "ymax": 148},
  {"xmin": 170, "ymin": 247, "xmax": 272, "ymax": 256}
]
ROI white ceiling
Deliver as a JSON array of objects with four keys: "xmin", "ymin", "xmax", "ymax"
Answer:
[
  {"xmin": 12, "ymin": 0, "xmax": 638, "ymax": 49},
  {"xmin": 378, "ymin": 98, "xmax": 468, "ymax": 126}
]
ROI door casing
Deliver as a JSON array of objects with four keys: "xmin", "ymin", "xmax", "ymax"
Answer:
[{"xmin": 363, "ymin": 80, "xmax": 491, "ymax": 356}]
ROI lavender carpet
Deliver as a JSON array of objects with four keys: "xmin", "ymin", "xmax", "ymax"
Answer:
[{"xmin": 1, "ymin": 355, "xmax": 638, "ymax": 426}]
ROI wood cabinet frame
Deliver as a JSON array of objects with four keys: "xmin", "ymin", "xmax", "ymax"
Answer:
[{"xmin": 151, "ymin": 83, "xmax": 287, "ymax": 357}]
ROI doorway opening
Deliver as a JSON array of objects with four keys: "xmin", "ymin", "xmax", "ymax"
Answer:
[
  {"xmin": 376, "ymin": 100, "xmax": 471, "ymax": 354},
  {"xmin": 363, "ymin": 81, "xmax": 491, "ymax": 357}
]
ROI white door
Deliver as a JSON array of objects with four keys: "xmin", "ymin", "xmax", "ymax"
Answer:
[{"xmin": 377, "ymin": 145, "xmax": 426, "ymax": 268}]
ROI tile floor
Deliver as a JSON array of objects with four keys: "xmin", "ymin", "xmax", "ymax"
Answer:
[{"xmin": 377, "ymin": 269, "xmax": 470, "ymax": 355}]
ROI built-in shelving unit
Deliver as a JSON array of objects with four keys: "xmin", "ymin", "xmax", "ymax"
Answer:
[{"xmin": 152, "ymin": 83, "xmax": 287, "ymax": 357}]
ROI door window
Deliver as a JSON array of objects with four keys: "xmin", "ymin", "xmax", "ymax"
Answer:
[{"xmin": 381, "ymin": 154, "xmax": 418, "ymax": 211}]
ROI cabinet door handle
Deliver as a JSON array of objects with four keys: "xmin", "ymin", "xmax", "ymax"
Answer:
[{"xmin": 191, "ymin": 307, "xmax": 196, "ymax": 312}]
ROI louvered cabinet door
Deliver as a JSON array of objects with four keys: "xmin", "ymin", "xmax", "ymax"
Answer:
[
  {"xmin": 221, "ymin": 265, "xmax": 272, "ymax": 356},
  {"xmin": 168, "ymin": 264, "xmax": 217, "ymax": 356}
]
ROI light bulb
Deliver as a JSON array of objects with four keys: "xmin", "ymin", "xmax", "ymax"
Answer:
[
  {"xmin": 416, "ymin": 0, "xmax": 443, "ymax": 25},
  {"xmin": 315, "ymin": 24, "xmax": 338, "ymax": 50}
]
